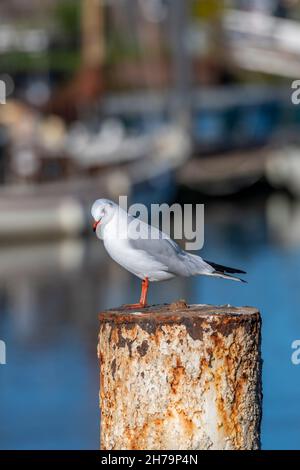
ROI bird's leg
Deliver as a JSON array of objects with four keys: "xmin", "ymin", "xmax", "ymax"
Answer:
[
  {"xmin": 123, "ymin": 278, "xmax": 149, "ymax": 309},
  {"xmin": 139, "ymin": 277, "xmax": 149, "ymax": 307}
]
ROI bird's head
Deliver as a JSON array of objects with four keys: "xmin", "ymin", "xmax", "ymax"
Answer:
[{"xmin": 91, "ymin": 199, "xmax": 117, "ymax": 234}]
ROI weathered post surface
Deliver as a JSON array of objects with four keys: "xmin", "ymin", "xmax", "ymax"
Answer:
[{"xmin": 98, "ymin": 301, "xmax": 262, "ymax": 450}]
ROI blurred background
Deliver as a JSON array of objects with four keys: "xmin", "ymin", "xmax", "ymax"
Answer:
[{"xmin": 0, "ymin": 0, "xmax": 300, "ymax": 450}]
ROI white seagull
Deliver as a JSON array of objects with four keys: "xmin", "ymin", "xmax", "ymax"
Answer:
[{"xmin": 91, "ymin": 199, "xmax": 246, "ymax": 308}]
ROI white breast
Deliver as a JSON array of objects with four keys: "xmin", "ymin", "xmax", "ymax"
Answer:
[{"xmin": 100, "ymin": 212, "xmax": 174, "ymax": 281}]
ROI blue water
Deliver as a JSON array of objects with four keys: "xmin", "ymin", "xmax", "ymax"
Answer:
[{"xmin": 0, "ymin": 194, "xmax": 300, "ymax": 449}]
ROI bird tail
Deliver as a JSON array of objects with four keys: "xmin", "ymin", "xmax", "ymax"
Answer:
[{"xmin": 203, "ymin": 260, "xmax": 247, "ymax": 283}]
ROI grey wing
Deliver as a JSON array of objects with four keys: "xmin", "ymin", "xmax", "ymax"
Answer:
[{"xmin": 128, "ymin": 222, "xmax": 212, "ymax": 277}]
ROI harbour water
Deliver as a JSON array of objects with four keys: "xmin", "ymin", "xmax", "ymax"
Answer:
[{"xmin": 0, "ymin": 191, "xmax": 300, "ymax": 449}]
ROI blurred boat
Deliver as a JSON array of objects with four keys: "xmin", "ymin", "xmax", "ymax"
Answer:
[
  {"xmin": 265, "ymin": 145, "xmax": 300, "ymax": 197},
  {"xmin": 224, "ymin": 9, "xmax": 300, "ymax": 77},
  {"xmin": 177, "ymin": 146, "xmax": 273, "ymax": 195},
  {"xmin": 179, "ymin": 83, "xmax": 300, "ymax": 194},
  {"xmin": 0, "ymin": 102, "xmax": 190, "ymax": 241}
]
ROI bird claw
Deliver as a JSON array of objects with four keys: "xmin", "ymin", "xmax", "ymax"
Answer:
[{"xmin": 122, "ymin": 303, "xmax": 147, "ymax": 310}]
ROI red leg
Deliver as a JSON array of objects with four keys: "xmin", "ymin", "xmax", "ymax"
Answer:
[
  {"xmin": 139, "ymin": 278, "xmax": 149, "ymax": 306},
  {"xmin": 123, "ymin": 278, "xmax": 149, "ymax": 309}
]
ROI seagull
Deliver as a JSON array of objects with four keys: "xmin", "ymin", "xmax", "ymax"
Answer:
[{"xmin": 91, "ymin": 199, "xmax": 246, "ymax": 308}]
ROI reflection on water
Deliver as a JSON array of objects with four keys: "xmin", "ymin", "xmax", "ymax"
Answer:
[{"xmin": 1, "ymin": 194, "xmax": 300, "ymax": 449}]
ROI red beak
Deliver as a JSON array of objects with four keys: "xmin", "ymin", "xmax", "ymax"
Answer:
[{"xmin": 93, "ymin": 220, "xmax": 100, "ymax": 232}]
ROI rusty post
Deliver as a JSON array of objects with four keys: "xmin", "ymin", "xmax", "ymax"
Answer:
[{"xmin": 98, "ymin": 301, "xmax": 262, "ymax": 450}]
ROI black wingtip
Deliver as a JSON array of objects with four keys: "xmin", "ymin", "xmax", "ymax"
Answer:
[{"xmin": 204, "ymin": 260, "xmax": 247, "ymax": 275}]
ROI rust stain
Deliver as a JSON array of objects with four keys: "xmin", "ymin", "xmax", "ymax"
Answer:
[
  {"xmin": 121, "ymin": 410, "xmax": 195, "ymax": 450},
  {"xmin": 116, "ymin": 327, "xmax": 134, "ymax": 357},
  {"xmin": 210, "ymin": 318, "xmax": 237, "ymax": 338},
  {"xmin": 137, "ymin": 340, "xmax": 149, "ymax": 357},
  {"xmin": 111, "ymin": 358, "xmax": 116, "ymax": 379},
  {"xmin": 170, "ymin": 358, "xmax": 185, "ymax": 394},
  {"xmin": 109, "ymin": 326, "xmax": 119, "ymax": 345},
  {"xmin": 210, "ymin": 330, "xmax": 247, "ymax": 449},
  {"xmin": 181, "ymin": 318, "xmax": 203, "ymax": 341},
  {"xmin": 99, "ymin": 352, "xmax": 104, "ymax": 364},
  {"xmin": 178, "ymin": 410, "xmax": 195, "ymax": 435}
]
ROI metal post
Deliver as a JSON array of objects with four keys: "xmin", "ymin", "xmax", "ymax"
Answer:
[{"xmin": 98, "ymin": 301, "xmax": 262, "ymax": 450}]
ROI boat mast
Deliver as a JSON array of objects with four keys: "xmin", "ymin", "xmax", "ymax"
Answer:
[
  {"xmin": 81, "ymin": 0, "xmax": 105, "ymax": 68},
  {"xmin": 169, "ymin": 0, "xmax": 191, "ymax": 129}
]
